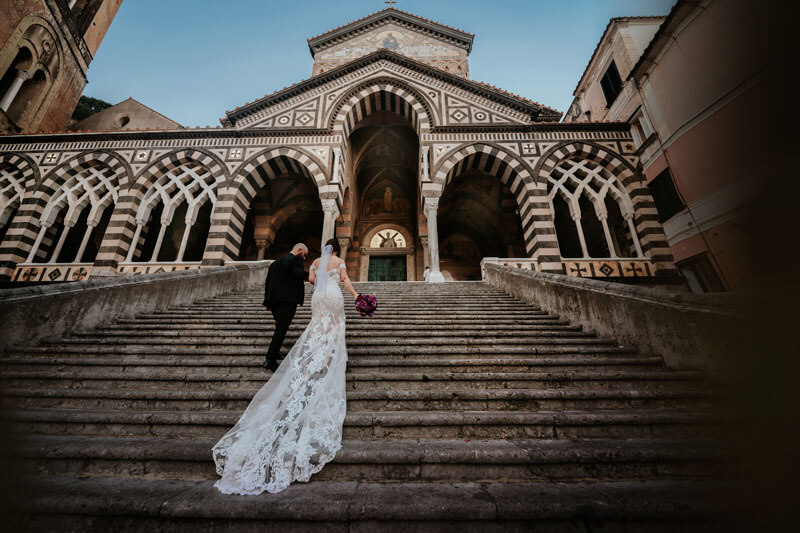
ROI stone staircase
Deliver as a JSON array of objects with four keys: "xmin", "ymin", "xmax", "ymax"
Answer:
[{"xmin": 1, "ymin": 281, "xmax": 729, "ymax": 530}]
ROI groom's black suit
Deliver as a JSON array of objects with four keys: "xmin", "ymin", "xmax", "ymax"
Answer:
[{"xmin": 263, "ymin": 252, "xmax": 308, "ymax": 363}]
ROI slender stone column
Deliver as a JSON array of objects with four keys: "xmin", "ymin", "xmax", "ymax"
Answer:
[
  {"xmin": 423, "ymin": 197, "xmax": 444, "ymax": 282},
  {"xmin": 337, "ymin": 237, "xmax": 351, "ymax": 260},
  {"xmin": 149, "ymin": 218, "xmax": 170, "ymax": 262},
  {"xmin": 419, "ymin": 235, "xmax": 430, "ymax": 269},
  {"xmin": 176, "ymin": 218, "xmax": 194, "ymax": 262},
  {"xmin": 421, "ymin": 146, "xmax": 431, "ymax": 182},
  {"xmin": 26, "ymin": 222, "xmax": 51, "ymax": 262},
  {"xmin": 572, "ymin": 214, "xmax": 590, "ymax": 258},
  {"xmin": 255, "ymin": 236, "xmax": 273, "ymax": 260},
  {"xmin": 331, "ymin": 148, "xmax": 342, "ymax": 184},
  {"xmin": 125, "ymin": 222, "xmax": 145, "ymax": 263},
  {"xmin": 320, "ymin": 199, "xmax": 339, "ymax": 244},
  {"xmin": 598, "ymin": 214, "xmax": 618, "ymax": 258},
  {"xmin": 75, "ymin": 222, "xmax": 97, "ymax": 262},
  {"xmin": 625, "ymin": 214, "xmax": 644, "ymax": 258},
  {"xmin": 0, "ymin": 70, "xmax": 31, "ymax": 112},
  {"xmin": 49, "ymin": 224, "xmax": 73, "ymax": 263}
]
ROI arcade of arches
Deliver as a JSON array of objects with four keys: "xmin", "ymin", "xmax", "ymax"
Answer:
[{"xmin": 0, "ymin": 7, "xmax": 673, "ymax": 283}]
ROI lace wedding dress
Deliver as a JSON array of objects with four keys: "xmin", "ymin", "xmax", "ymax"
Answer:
[{"xmin": 212, "ymin": 249, "xmax": 348, "ymax": 495}]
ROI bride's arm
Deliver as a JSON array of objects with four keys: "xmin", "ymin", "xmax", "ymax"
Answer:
[
  {"xmin": 339, "ymin": 264, "xmax": 358, "ymax": 300},
  {"xmin": 308, "ymin": 259, "xmax": 319, "ymax": 284}
]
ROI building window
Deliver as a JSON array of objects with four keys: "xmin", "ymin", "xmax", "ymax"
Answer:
[
  {"xmin": 648, "ymin": 168, "xmax": 684, "ymax": 222},
  {"xmin": 600, "ymin": 60, "xmax": 623, "ymax": 107},
  {"xmin": 677, "ymin": 254, "xmax": 727, "ymax": 293},
  {"xmin": 629, "ymin": 109, "xmax": 655, "ymax": 149}
]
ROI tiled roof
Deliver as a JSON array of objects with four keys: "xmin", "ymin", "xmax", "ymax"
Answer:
[
  {"xmin": 572, "ymin": 15, "xmax": 666, "ymax": 96},
  {"xmin": 307, "ymin": 7, "xmax": 474, "ymax": 44},
  {"xmin": 471, "ymin": 80, "xmax": 561, "ymax": 116}
]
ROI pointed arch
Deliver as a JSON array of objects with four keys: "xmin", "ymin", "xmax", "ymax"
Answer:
[
  {"xmin": 329, "ymin": 77, "xmax": 435, "ymax": 137},
  {"xmin": 0, "ymin": 152, "xmax": 39, "ymax": 278},
  {"xmin": 204, "ymin": 146, "xmax": 326, "ymax": 264},
  {"xmin": 95, "ymin": 148, "xmax": 228, "ymax": 269},
  {"xmin": 535, "ymin": 141, "xmax": 674, "ymax": 272},
  {"xmin": 0, "ymin": 151, "xmax": 130, "ymax": 275},
  {"xmin": 432, "ymin": 143, "xmax": 559, "ymax": 267}
]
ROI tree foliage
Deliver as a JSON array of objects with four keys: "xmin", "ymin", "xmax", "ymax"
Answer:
[{"xmin": 71, "ymin": 96, "xmax": 113, "ymax": 121}]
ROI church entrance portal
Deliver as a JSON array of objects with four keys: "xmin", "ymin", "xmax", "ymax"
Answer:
[{"xmin": 368, "ymin": 255, "xmax": 406, "ymax": 281}]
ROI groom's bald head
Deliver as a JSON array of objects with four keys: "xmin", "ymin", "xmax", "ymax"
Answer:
[{"xmin": 291, "ymin": 243, "xmax": 308, "ymax": 259}]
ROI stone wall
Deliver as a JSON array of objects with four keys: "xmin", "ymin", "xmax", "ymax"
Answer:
[
  {"xmin": 0, "ymin": 261, "xmax": 270, "ymax": 349},
  {"xmin": 483, "ymin": 263, "xmax": 752, "ymax": 381}
]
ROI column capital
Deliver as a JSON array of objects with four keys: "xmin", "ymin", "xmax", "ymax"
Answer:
[
  {"xmin": 16, "ymin": 69, "xmax": 32, "ymax": 81},
  {"xmin": 320, "ymin": 198, "xmax": 339, "ymax": 216},
  {"xmin": 423, "ymin": 196, "xmax": 439, "ymax": 215},
  {"xmin": 337, "ymin": 237, "xmax": 351, "ymax": 248}
]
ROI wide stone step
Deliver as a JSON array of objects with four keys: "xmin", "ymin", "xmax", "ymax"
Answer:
[
  {"xmin": 91, "ymin": 323, "xmax": 583, "ymax": 334},
  {"xmin": 6, "ymin": 344, "xmax": 636, "ymax": 357},
  {"xmin": 1, "ymin": 369, "xmax": 703, "ymax": 391},
  {"xmin": 19, "ymin": 435, "xmax": 724, "ymax": 482},
  {"xmin": 113, "ymin": 317, "xmax": 569, "ymax": 327},
  {"xmin": 140, "ymin": 311, "xmax": 554, "ymax": 320},
  {"xmin": 9, "ymin": 408, "xmax": 722, "ymax": 439},
  {"xmin": 3, "ymin": 387, "xmax": 712, "ymax": 412},
  {"xmin": 179, "ymin": 304, "xmax": 539, "ymax": 312},
  {"xmin": 15, "ymin": 475, "xmax": 732, "ymax": 532},
  {"xmin": 33, "ymin": 335, "xmax": 615, "ymax": 349},
  {"xmin": 1, "ymin": 355, "xmax": 664, "ymax": 375}
]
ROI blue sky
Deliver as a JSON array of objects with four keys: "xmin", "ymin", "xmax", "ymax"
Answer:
[{"xmin": 85, "ymin": 0, "xmax": 675, "ymax": 127}]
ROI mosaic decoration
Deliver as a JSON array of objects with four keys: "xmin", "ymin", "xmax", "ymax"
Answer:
[
  {"xmin": 481, "ymin": 258, "xmax": 655, "ymax": 279},
  {"xmin": 12, "ymin": 264, "xmax": 94, "ymax": 282},
  {"xmin": 561, "ymin": 259, "xmax": 655, "ymax": 278},
  {"xmin": 116, "ymin": 263, "xmax": 204, "ymax": 275}
]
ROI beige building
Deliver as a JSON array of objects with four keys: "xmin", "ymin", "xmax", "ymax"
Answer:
[
  {"xmin": 0, "ymin": 0, "xmax": 122, "ymax": 134},
  {"xmin": 566, "ymin": 0, "xmax": 774, "ymax": 292},
  {"xmin": 69, "ymin": 97, "xmax": 182, "ymax": 132}
]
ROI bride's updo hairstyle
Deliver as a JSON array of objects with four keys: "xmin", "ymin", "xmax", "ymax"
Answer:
[{"xmin": 325, "ymin": 238, "xmax": 341, "ymax": 256}]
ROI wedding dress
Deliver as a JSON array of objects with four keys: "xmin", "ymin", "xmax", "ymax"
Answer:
[{"xmin": 212, "ymin": 246, "xmax": 348, "ymax": 495}]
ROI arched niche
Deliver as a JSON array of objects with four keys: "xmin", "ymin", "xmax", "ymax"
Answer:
[{"xmin": 358, "ymin": 223, "xmax": 415, "ymax": 281}]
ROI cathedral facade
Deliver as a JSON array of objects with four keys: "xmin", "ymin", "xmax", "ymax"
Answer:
[{"xmin": 0, "ymin": 8, "xmax": 674, "ymax": 283}]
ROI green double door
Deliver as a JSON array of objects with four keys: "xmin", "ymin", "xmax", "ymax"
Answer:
[{"xmin": 368, "ymin": 256, "xmax": 407, "ymax": 281}]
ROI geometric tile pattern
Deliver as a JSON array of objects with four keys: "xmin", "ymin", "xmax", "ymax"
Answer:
[{"xmin": 561, "ymin": 259, "xmax": 655, "ymax": 278}]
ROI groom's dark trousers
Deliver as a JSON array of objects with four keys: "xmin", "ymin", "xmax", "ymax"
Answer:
[{"xmin": 263, "ymin": 253, "xmax": 308, "ymax": 361}]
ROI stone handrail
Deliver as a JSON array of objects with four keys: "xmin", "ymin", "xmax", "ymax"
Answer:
[
  {"xmin": 0, "ymin": 261, "xmax": 271, "ymax": 350},
  {"xmin": 482, "ymin": 262, "xmax": 753, "ymax": 380}
]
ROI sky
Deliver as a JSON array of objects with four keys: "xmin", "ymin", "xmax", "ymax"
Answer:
[{"xmin": 84, "ymin": 0, "xmax": 676, "ymax": 127}]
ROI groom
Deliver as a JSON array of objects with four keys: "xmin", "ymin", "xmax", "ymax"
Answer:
[{"xmin": 262, "ymin": 243, "xmax": 309, "ymax": 371}]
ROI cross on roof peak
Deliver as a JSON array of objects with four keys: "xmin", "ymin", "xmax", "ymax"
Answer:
[{"xmin": 385, "ymin": 1, "xmax": 397, "ymax": 7}]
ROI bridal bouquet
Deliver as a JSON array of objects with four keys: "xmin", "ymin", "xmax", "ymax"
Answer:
[{"xmin": 355, "ymin": 293, "xmax": 378, "ymax": 317}]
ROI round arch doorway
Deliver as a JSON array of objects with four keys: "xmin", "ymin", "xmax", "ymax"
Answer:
[{"xmin": 359, "ymin": 223, "xmax": 415, "ymax": 281}]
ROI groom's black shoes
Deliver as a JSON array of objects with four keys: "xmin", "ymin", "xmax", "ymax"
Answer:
[{"xmin": 263, "ymin": 358, "xmax": 279, "ymax": 372}]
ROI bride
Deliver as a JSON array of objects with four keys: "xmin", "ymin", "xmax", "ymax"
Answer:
[{"xmin": 212, "ymin": 238, "xmax": 359, "ymax": 495}]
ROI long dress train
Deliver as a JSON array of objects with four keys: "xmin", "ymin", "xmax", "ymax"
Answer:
[{"xmin": 212, "ymin": 262, "xmax": 348, "ymax": 495}]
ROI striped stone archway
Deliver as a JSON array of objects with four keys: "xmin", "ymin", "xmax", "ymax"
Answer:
[
  {"xmin": 329, "ymin": 77, "xmax": 435, "ymax": 139},
  {"xmin": 534, "ymin": 141, "xmax": 675, "ymax": 274},
  {"xmin": 433, "ymin": 143, "xmax": 561, "ymax": 271},
  {"xmin": 0, "ymin": 151, "xmax": 130, "ymax": 278},
  {"xmin": 95, "ymin": 148, "xmax": 227, "ymax": 270},
  {"xmin": 202, "ymin": 146, "xmax": 327, "ymax": 265}
]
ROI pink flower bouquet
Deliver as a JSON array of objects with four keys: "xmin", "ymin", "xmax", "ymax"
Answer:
[{"xmin": 355, "ymin": 293, "xmax": 378, "ymax": 317}]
